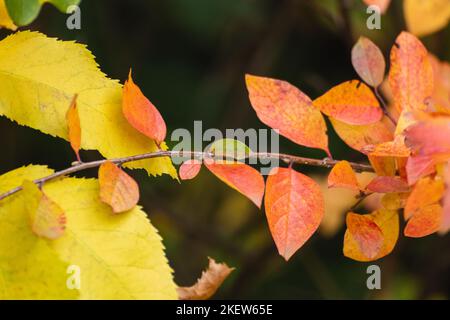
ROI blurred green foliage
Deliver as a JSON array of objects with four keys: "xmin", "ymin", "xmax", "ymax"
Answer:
[{"xmin": 0, "ymin": 0, "xmax": 449, "ymax": 299}]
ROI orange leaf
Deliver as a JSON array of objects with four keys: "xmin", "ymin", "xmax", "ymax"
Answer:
[
  {"xmin": 404, "ymin": 204, "xmax": 443, "ymax": 238},
  {"xmin": 363, "ymin": 0, "xmax": 391, "ymax": 13},
  {"xmin": 245, "ymin": 74, "xmax": 330, "ymax": 156},
  {"xmin": 179, "ymin": 159, "xmax": 202, "ymax": 180},
  {"xmin": 366, "ymin": 176, "xmax": 410, "ymax": 193},
  {"xmin": 328, "ymin": 160, "xmax": 360, "ymax": 191},
  {"xmin": 344, "ymin": 209, "xmax": 399, "ymax": 261},
  {"xmin": 123, "ymin": 71, "xmax": 166, "ymax": 144},
  {"xmin": 177, "ymin": 258, "xmax": 234, "ymax": 300},
  {"xmin": 381, "ymin": 192, "xmax": 409, "ymax": 210},
  {"xmin": 22, "ymin": 180, "xmax": 66, "ymax": 240},
  {"xmin": 313, "ymin": 80, "xmax": 383, "ymax": 125},
  {"xmin": 265, "ymin": 167, "xmax": 324, "ymax": 260},
  {"xmin": 440, "ymin": 163, "xmax": 450, "ymax": 233},
  {"xmin": 330, "ymin": 117, "xmax": 393, "ymax": 154},
  {"xmin": 66, "ymin": 94, "xmax": 81, "ymax": 162},
  {"xmin": 388, "ymin": 32, "xmax": 434, "ymax": 113},
  {"xmin": 205, "ymin": 160, "xmax": 265, "ymax": 208},
  {"xmin": 98, "ymin": 161, "xmax": 140, "ymax": 214},
  {"xmin": 345, "ymin": 213, "xmax": 383, "ymax": 259},
  {"xmin": 351, "ymin": 37, "xmax": 386, "ymax": 87},
  {"xmin": 429, "ymin": 54, "xmax": 450, "ymax": 113},
  {"xmin": 368, "ymin": 155, "xmax": 396, "ymax": 176},
  {"xmin": 404, "ymin": 177, "xmax": 444, "ymax": 219},
  {"xmin": 365, "ymin": 136, "xmax": 411, "ymax": 157}
]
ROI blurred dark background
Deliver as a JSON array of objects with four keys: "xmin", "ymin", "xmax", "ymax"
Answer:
[{"xmin": 0, "ymin": 0, "xmax": 449, "ymax": 299}]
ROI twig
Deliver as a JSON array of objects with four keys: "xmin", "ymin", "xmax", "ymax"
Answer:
[
  {"xmin": 0, "ymin": 150, "xmax": 373, "ymax": 201},
  {"xmin": 374, "ymin": 87, "xmax": 397, "ymax": 125}
]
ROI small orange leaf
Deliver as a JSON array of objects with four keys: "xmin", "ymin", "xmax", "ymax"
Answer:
[
  {"xmin": 98, "ymin": 161, "xmax": 140, "ymax": 214},
  {"xmin": 177, "ymin": 257, "xmax": 234, "ymax": 300},
  {"xmin": 344, "ymin": 209, "xmax": 399, "ymax": 261},
  {"xmin": 330, "ymin": 117, "xmax": 393, "ymax": 154},
  {"xmin": 179, "ymin": 159, "xmax": 202, "ymax": 180},
  {"xmin": 265, "ymin": 167, "xmax": 324, "ymax": 260},
  {"xmin": 381, "ymin": 192, "xmax": 409, "ymax": 210},
  {"xmin": 365, "ymin": 136, "xmax": 411, "ymax": 157},
  {"xmin": 245, "ymin": 74, "xmax": 330, "ymax": 156},
  {"xmin": 313, "ymin": 80, "xmax": 383, "ymax": 125},
  {"xmin": 22, "ymin": 180, "xmax": 66, "ymax": 240},
  {"xmin": 204, "ymin": 160, "xmax": 265, "ymax": 208},
  {"xmin": 388, "ymin": 32, "xmax": 434, "ymax": 113},
  {"xmin": 404, "ymin": 177, "xmax": 444, "ymax": 219},
  {"xmin": 123, "ymin": 71, "xmax": 166, "ymax": 144},
  {"xmin": 404, "ymin": 204, "xmax": 443, "ymax": 238},
  {"xmin": 328, "ymin": 160, "xmax": 360, "ymax": 191},
  {"xmin": 345, "ymin": 213, "xmax": 384, "ymax": 259},
  {"xmin": 368, "ymin": 155, "xmax": 397, "ymax": 176},
  {"xmin": 363, "ymin": 0, "xmax": 391, "ymax": 14},
  {"xmin": 366, "ymin": 176, "xmax": 410, "ymax": 193},
  {"xmin": 66, "ymin": 94, "xmax": 81, "ymax": 162},
  {"xmin": 351, "ymin": 37, "xmax": 386, "ymax": 87},
  {"xmin": 405, "ymin": 155, "xmax": 436, "ymax": 185}
]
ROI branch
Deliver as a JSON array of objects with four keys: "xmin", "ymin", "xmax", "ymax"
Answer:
[
  {"xmin": 374, "ymin": 87, "xmax": 397, "ymax": 125},
  {"xmin": 0, "ymin": 150, "xmax": 373, "ymax": 201}
]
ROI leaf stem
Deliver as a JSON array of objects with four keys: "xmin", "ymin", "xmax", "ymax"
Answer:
[
  {"xmin": 0, "ymin": 151, "xmax": 373, "ymax": 201},
  {"xmin": 374, "ymin": 87, "xmax": 397, "ymax": 125}
]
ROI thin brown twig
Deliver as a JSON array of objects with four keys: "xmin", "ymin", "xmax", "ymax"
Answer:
[
  {"xmin": 374, "ymin": 87, "xmax": 397, "ymax": 125},
  {"xmin": 0, "ymin": 150, "xmax": 373, "ymax": 201}
]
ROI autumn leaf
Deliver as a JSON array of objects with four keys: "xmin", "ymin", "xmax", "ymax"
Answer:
[
  {"xmin": 365, "ymin": 136, "xmax": 411, "ymax": 158},
  {"xmin": 366, "ymin": 176, "xmax": 410, "ymax": 193},
  {"xmin": 0, "ymin": 0, "xmax": 16, "ymax": 30},
  {"xmin": 179, "ymin": 159, "xmax": 202, "ymax": 180},
  {"xmin": 177, "ymin": 258, "xmax": 234, "ymax": 300},
  {"xmin": 440, "ymin": 163, "xmax": 450, "ymax": 234},
  {"xmin": 0, "ymin": 165, "xmax": 177, "ymax": 299},
  {"xmin": 66, "ymin": 94, "xmax": 81, "ymax": 162},
  {"xmin": 22, "ymin": 179, "xmax": 66, "ymax": 240},
  {"xmin": 405, "ymin": 155, "xmax": 437, "ymax": 185},
  {"xmin": 351, "ymin": 37, "xmax": 386, "ymax": 87},
  {"xmin": 265, "ymin": 167, "xmax": 324, "ymax": 261},
  {"xmin": 344, "ymin": 209, "xmax": 399, "ymax": 261},
  {"xmin": 98, "ymin": 161, "xmax": 139, "ymax": 214},
  {"xmin": 404, "ymin": 204, "xmax": 443, "ymax": 238},
  {"xmin": 328, "ymin": 160, "xmax": 360, "ymax": 191},
  {"xmin": 404, "ymin": 0, "xmax": 450, "ymax": 37},
  {"xmin": 245, "ymin": 74, "xmax": 330, "ymax": 156},
  {"xmin": 205, "ymin": 160, "xmax": 265, "ymax": 208},
  {"xmin": 345, "ymin": 213, "xmax": 383, "ymax": 260},
  {"xmin": 381, "ymin": 192, "xmax": 409, "ymax": 210},
  {"xmin": 123, "ymin": 71, "xmax": 166, "ymax": 145},
  {"xmin": 330, "ymin": 117, "xmax": 393, "ymax": 154},
  {"xmin": 429, "ymin": 54, "xmax": 450, "ymax": 113},
  {"xmin": 388, "ymin": 32, "xmax": 434, "ymax": 113},
  {"xmin": 313, "ymin": 80, "xmax": 383, "ymax": 125},
  {"xmin": 0, "ymin": 31, "xmax": 176, "ymax": 178},
  {"xmin": 404, "ymin": 177, "xmax": 444, "ymax": 219},
  {"xmin": 368, "ymin": 155, "xmax": 396, "ymax": 177},
  {"xmin": 363, "ymin": 0, "xmax": 391, "ymax": 14}
]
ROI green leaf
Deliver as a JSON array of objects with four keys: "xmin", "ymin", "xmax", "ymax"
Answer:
[
  {"xmin": 207, "ymin": 139, "xmax": 252, "ymax": 160},
  {"xmin": 5, "ymin": 0, "xmax": 80, "ymax": 26}
]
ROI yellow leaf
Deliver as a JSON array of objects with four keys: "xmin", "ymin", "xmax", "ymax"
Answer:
[
  {"xmin": 0, "ymin": 165, "xmax": 177, "ymax": 299},
  {"xmin": 0, "ymin": 31, "xmax": 176, "ymax": 178},
  {"xmin": 404, "ymin": 0, "xmax": 450, "ymax": 37},
  {"xmin": 0, "ymin": 0, "xmax": 16, "ymax": 31}
]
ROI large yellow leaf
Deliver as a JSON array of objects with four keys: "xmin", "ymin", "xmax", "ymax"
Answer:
[
  {"xmin": 404, "ymin": 0, "xmax": 450, "ymax": 37},
  {"xmin": 0, "ymin": 31, "xmax": 176, "ymax": 178},
  {"xmin": 0, "ymin": 165, "xmax": 177, "ymax": 299},
  {"xmin": 0, "ymin": 0, "xmax": 16, "ymax": 30}
]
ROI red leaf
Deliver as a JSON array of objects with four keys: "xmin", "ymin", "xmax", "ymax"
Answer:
[
  {"xmin": 99, "ymin": 161, "xmax": 140, "ymax": 214},
  {"xmin": 405, "ymin": 155, "xmax": 436, "ymax": 185},
  {"xmin": 66, "ymin": 94, "xmax": 81, "ymax": 162},
  {"xmin": 265, "ymin": 167, "xmax": 324, "ymax": 260},
  {"xmin": 327, "ymin": 160, "xmax": 360, "ymax": 191},
  {"xmin": 245, "ymin": 74, "xmax": 330, "ymax": 156},
  {"xmin": 205, "ymin": 160, "xmax": 265, "ymax": 208},
  {"xmin": 179, "ymin": 159, "xmax": 202, "ymax": 180},
  {"xmin": 123, "ymin": 70, "xmax": 166, "ymax": 144},
  {"xmin": 388, "ymin": 32, "xmax": 434, "ymax": 113},
  {"xmin": 351, "ymin": 37, "xmax": 386, "ymax": 87},
  {"xmin": 366, "ymin": 176, "xmax": 410, "ymax": 193},
  {"xmin": 313, "ymin": 80, "xmax": 383, "ymax": 125}
]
